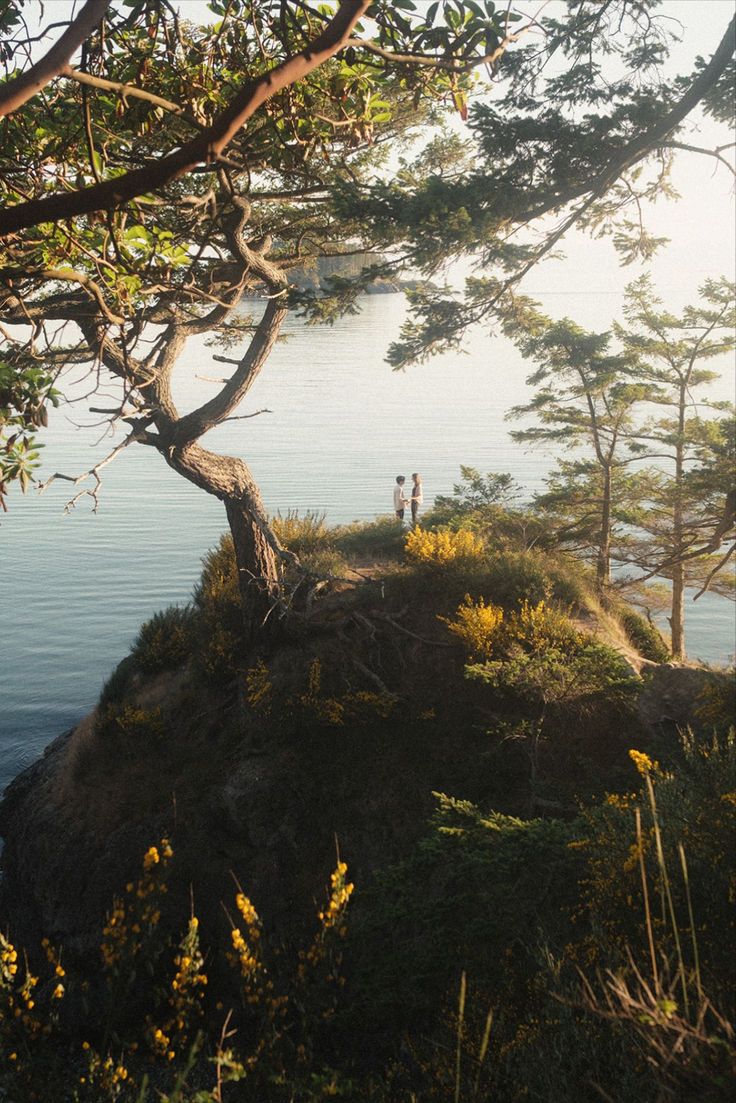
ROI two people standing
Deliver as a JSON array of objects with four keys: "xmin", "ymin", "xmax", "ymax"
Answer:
[{"xmin": 394, "ymin": 473, "xmax": 423, "ymax": 525}]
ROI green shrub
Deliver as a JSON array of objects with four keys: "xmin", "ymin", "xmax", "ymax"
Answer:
[
  {"xmin": 99, "ymin": 655, "xmax": 137, "ymax": 709},
  {"xmin": 618, "ymin": 607, "xmax": 671, "ymax": 663},
  {"xmin": 693, "ymin": 669, "xmax": 736, "ymax": 733},
  {"xmin": 434, "ymin": 466, "xmax": 520, "ymax": 514},
  {"xmin": 348, "ymin": 738, "xmax": 736, "ymax": 1100},
  {"xmin": 580, "ymin": 731, "xmax": 736, "ymax": 998},
  {"xmin": 547, "ymin": 557, "xmax": 595, "ymax": 609},
  {"xmin": 196, "ymin": 625, "xmax": 242, "ymax": 684},
  {"xmin": 189, "ymin": 536, "xmax": 246, "ymax": 682},
  {"xmin": 484, "ymin": 549, "xmax": 553, "ymax": 608},
  {"xmin": 131, "ymin": 606, "xmax": 196, "ymax": 674},
  {"xmin": 350, "ymin": 796, "xmax": 582, "ymax": 1031},
  {"xmin": 333, "ymin": 515, "xmax": 406, "ymax": 559},
  {"xmin": 298, "ymin": 547, "xmax": 349, "ymax": 578},
  {"xmin": 193, "ymin": 534, "xmax": 242, "ymax": 637},
  {"xmin": 468, "ymin": 640, "xmax": 640, "ymax": 715},
  {"xmin": 272, "ymin": 509, "xmax": 332, "ymax": 556}
]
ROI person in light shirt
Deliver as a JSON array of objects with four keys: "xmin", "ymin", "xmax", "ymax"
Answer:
[
  {"xmin": 410, "ymin": 473, "xmax": 423, "ymax": 526},
  {"xmin": 393, "ymin": 475, "xmax": 408, "ymax": 520}
]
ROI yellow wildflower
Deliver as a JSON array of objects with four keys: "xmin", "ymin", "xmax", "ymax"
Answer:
[{"xmin": 629, "ymin": 749, "xmax": 659, "ymax": 776}]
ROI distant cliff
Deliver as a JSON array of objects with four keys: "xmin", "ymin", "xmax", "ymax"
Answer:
[{"xmin": 288, "ymin": 251, "xmax": 416, "ymax": 293}]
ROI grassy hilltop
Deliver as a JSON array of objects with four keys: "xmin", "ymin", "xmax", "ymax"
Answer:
[{"xmin": 1, "ymin": 488, "xmax": 734, "ymax": 1102}]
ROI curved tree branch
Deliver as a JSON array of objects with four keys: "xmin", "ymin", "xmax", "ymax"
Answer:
[
  {"xmin": 0, "ymin": 0, "xmax": 110, "ymax": 117},
  {"xmin": 693, "ymin": 542, "xmax": 736, "ymax": 600},
  {"xmin": 659, "ymin": 141, "xmax": 736, "ymax": 178},
  {"xmin": 175, "ymin": 297, "xmax": 288, "ymax": 444},
  {"xmin": 63, "ymin": 66, "xmax": 204, "ymax": 129},
  {"xmin": 0, "ymin": 0, "xmax": 371, "ymax": 236},
  {"xmin": 0, "ymin": 267, "xmax": 125, "ymax": 324}
]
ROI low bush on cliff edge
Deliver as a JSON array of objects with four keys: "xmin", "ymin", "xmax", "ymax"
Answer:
[{"xmin": 131, "ymin": 607, "xmax": 197, "ymax": 675}]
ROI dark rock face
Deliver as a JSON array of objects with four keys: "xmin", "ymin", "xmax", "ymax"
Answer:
[
  {"xmin": 637, "ymin": 664, "xmax": 735, "ymax": 731},
  {"xmin": 0, "ymin": 732, "xmax": 80, "ymax": 948},
  {"xmin": 0, "ymin": 725, "xmax": 169, "ymax": 959},
  {"xmin": 3, "ymin": 614, "xmax": 724, "ymax": 972},
  {"xmin": 0, "ymin": 685, "xmax": 491, "ymax": 969}
]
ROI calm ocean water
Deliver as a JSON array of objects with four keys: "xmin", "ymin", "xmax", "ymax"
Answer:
[{"xmin": 1, "ymin": 296, "xmax": 734, "ymax": 794}]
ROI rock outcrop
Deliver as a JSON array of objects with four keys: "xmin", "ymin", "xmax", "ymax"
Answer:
[{"xmin": 2, "ymin": 577, "xmax": 728, "ymax": 972}]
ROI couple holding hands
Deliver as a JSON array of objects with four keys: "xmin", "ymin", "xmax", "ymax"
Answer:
[{"xmin": 394, "ymin": 473, "xmax": 423, "ymax": 525}]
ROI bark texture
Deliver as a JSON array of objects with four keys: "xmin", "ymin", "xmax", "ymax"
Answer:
[{"xmin": 166, "ymin": 441, "xmax": 283, "ymax": 642}]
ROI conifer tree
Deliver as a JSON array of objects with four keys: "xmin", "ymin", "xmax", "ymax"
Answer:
[
  {"xmin": 616, "ymin": 276, "xmax": 736, "ymax": 658},
  {"xmin": 496, "ymin": 296, "xmax": 644, "ymax": 588}
]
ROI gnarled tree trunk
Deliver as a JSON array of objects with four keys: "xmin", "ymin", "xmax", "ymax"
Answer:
[
  {"xmin": 224, "ymin": 499, "xmax": 280, "ymax": 643},
  {"xmin": 597, "ymin": 463, "xmax": 613, "ymax": 589},
  {"xmin": 164, "ymin": 441, "xmax": 284, "ymax": 645}
]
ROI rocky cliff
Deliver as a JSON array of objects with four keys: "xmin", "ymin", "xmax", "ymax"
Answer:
[{"xmin": 1, "ymin": 559, "xmax": 730, "ymax": 976}]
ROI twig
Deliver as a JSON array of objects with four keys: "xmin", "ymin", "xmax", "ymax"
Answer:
[
  {"xmin": 36, "ymin": 423, "xmax": 151, "ymax": 511},
  {"xmin": 371, "ymin": 610, "xmax": 455, "ymax": 648},
  {"xmin": 693, "ymin": 541, "xmax": 736, "ymax": 600},
  {"xmin": 221, "ymin": 408, "xmax": 272, "ymax": 422},
  {"xmin": 349, "ymin": 655, "xmax": 397, "ymax": 699}
]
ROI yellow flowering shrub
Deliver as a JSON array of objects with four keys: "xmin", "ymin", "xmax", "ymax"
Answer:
[
  {"xmin": 297, "ymin": 659, "xmax": 396, "ymax": 726},
  {"xmin": 1, "ymin": 931, "xmax": 68, "ymax": 1097},
  {"xmin": 0, "ymin": 837, "xmax": 358, "ymax": 1101},
  {"xmin": 442, "ymin": 595, "xmax": 505, "ymax": 659},
  {"xmin": 504, "ymin": 600, "xmax": 582, "ymax": 655},
  {"xmin": 295, "ymin": 861, "xmax": 354, "ymax": 1048},
  {"xmin": 163, "ymin": 915, "xmax": 207, "ymax": 1051},
  {"xmin": 228, "ymin": 890, "xmax": 268, "ymax": 1005},
  {"xmin": 77, "ymin": 1049, "xmax": 131, "ymax": 1098},
  {"xmin": 101, "ymin": 839, "xmax": 172, "ymax": 982},
  {"xmin": 0, "ymin": 931, "xmax": 41, "ymax": 1049},
  {"xmin": 444, "ymin": 598, "xmax": 581, "ymax": 661},
  {"xmin": 298, "ymin": 659, "xmax": 345, "ymax": 726},
  {"xmin": 405, "ymin": 526, "xmax": 484, "ymax": 567},
  {"xmin": 95, "ymin": 704, "xmax": 166, "ymax": 745}
]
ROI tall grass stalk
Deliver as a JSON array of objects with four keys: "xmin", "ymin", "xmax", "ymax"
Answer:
[
  {"xmin": 644, "ymin": 775, "xmax": 689, "ymax": 1020},
  {"xmin": 678, "ymin": 842, "xmax": 703, "ymax": 1004},
  {"xmin": 635, "ymin": 806, "xmax": 659, "ymax": 989},
  {"xmin": 455, "ymin": 971, "xmax": 467, "ymax": 1103},
  {"xmin": 472, "ymin": 1006, "xmax": 494, "ymax": 1101}
]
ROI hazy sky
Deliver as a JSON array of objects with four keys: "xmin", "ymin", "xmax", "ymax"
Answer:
[{"xmin": 459, "ymin": 0, "xmax": 736, "ymax": 332}]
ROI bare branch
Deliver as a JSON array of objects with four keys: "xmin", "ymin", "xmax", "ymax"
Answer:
[
  {"xmin": 36, "ymin": 420, "xmax": 154, "ymax": 512},
  {"xmin": 693, "ymin": 542, "xmax": 736, "ymax": 601},
  {"xmin": 63, "ymin": 66, "xmax": 204, "ymax": 129},
  {"xmin": 221, "ymin": 408, "xmax": 272, "ymax": 422},
  {"xmin": 660, "ymin": 141, "xmax": 736, "ymax": 177}
]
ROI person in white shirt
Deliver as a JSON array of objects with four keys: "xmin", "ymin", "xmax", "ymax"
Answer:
[
  {"xmin": 394, "ymin": 475, "xmax": 408, "ymax": 520},
  {"xmin": 410, "ymin": 473, "xmax": 423, "ymax": 526}
]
